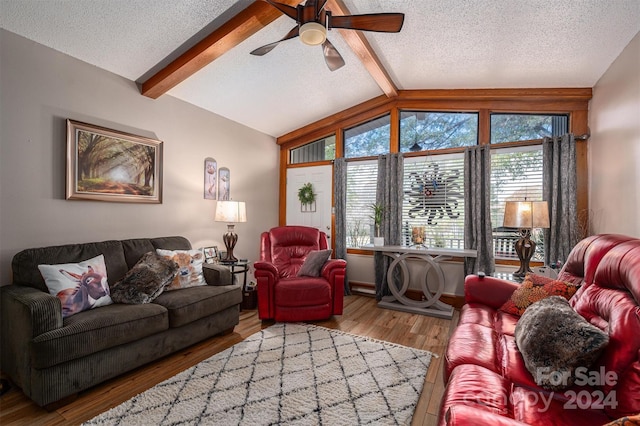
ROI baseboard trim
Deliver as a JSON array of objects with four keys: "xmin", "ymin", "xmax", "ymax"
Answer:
[{"xmin": 348, "ymin": 281, "xmax": 465, "ymax": 309}]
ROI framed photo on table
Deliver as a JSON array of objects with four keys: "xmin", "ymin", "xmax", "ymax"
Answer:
[{"xmin": 203, "ymin": 246, "xmax": 219, "ymax": 263}]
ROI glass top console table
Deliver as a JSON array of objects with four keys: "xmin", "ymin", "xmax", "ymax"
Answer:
[{"xmin": 366, "ymin": 245, "xmax": 477, "ymax": 319}]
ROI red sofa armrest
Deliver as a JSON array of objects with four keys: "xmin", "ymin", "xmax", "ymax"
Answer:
[{"xmin": 464, "ymin": 274, "xmax": 520, "ymax": 309}]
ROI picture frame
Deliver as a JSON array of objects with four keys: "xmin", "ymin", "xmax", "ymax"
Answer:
[
  {"xmin": 204, "ymin": 157, "xmax": 217, "ymax": 200},
  {"xmin": 218, "ymin": 167, "xmax": 230, "ymax": 201},
  {"xmin": 66, "ymin": 119, "xmax": 163, "ymax": 203},
  {"xmin": 203, "ymin": 246, "xmax": 219, "ymax": 263}
]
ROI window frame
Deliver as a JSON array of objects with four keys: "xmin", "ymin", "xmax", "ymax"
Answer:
[{"xmin": 278, "ymin": 89, "xmax": 590, "ymax": 261}]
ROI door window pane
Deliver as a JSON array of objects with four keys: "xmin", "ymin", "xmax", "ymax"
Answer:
[{"xmin": 290, "ymin": 135, "xmax": 336, "ymax": 164}]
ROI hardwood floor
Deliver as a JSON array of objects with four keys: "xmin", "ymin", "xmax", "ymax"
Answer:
[{"xmin": 0, "ymin": 295, "xmax": 458, "ymax": 425}]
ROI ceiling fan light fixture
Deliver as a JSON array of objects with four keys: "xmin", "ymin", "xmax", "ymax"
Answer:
[{"xmin": 299, "ymin": 22, "xmax": 327, "ymax": 46}]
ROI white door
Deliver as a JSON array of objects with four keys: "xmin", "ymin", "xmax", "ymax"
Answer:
[{"xmin": 286, "ymin": 165, "xmax": 333, "ymax": 244}]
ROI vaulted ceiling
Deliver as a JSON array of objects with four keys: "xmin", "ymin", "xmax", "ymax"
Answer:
[{"xmin": 1, "ymin": 0, "xmax": 639, "ymax": 138}]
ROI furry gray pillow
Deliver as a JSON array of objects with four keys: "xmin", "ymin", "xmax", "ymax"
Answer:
[
  {"xmin": 111, "ymin": 252, "xmax": 179, "ymax": 304},
  {"xmin": 297, "ymin": 249, "xmax": 332, "ymax": 277},
  {"xmin": 515, "ymin": 296, "xmax": 609, "ymax": 390}
]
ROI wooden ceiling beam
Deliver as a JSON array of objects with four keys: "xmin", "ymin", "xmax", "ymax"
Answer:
[
  {"xmin": 326, "ymin": 0, "xmax": 399, "ymax": 98},
  {"xmin": 141, "ymin": 0, "xmax": 300, "ymax": 99}
]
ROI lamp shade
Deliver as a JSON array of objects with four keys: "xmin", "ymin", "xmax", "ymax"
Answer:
[
  {"xmin": 503, "ymin": 201, "xmax": 550, "ymax": 229},
  {"xmin": 214, "ymin": 201, "xmax": 247, "ymax": 223}
]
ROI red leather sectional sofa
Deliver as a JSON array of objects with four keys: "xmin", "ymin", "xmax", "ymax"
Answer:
[{"xmin": 440, "ymin": 234, "xmax": 640, "ymax": 425}]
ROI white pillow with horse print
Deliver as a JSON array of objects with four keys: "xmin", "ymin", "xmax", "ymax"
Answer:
[{"xmin": 38, "ymin": 254, "xmax": 112, "ymax": 318}]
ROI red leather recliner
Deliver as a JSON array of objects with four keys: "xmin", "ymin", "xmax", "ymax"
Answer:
[{"xmin": 254, "ymin": 226, "xmax": 346, "ymax": 322}]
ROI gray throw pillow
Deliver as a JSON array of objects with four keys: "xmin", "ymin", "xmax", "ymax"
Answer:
[
  {"xmin": 515, "ymin": 296, "xmax": 609, "ymax": 390},
  {"xmin": 111, "ymin": 252, "xmax": 179, "ymax": 304},
  {"xmin": 297, "ymin": 249, "xmax": 332, "ymax": 277}
]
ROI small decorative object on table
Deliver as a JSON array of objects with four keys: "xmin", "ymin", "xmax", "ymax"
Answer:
[
  {"xmin": 370, "ymin": 203, "xmax": 384, "ymax": 246},
  {"xmin": 411, "ymin": 226, "xmax": 427, "ymax": 247},
  {"xmin": 203, "ymin": 246, "xmax": 218, "ymax": 264}
]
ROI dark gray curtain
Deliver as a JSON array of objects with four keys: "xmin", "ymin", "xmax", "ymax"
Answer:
[
  {"xmin": 374, "ymin": 153, "xmax": 404, "ymax": 301},
  {"xmin": 543, "ymin": 134, "xmax": 579, "ymax": 265},
  {"xmin": 333, "ymin": 157, "xmax": 350, "ymax": 295},
  {"xmin": 464, "ymin": 146, "xmax": 495, "ymax": 275}
]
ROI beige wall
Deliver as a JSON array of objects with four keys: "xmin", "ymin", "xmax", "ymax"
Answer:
[
  {"xmin": 589, "ymin": 31, "xmax": 640, "ymax": 237},
  {"xmin": 0, "ymin": 30, "xmax": 280, "ymax": 283}
]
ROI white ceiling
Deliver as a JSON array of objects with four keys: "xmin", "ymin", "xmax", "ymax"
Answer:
[{"xmin": 1, "ymin": 0, "xmax": 639, "ymax": 138}]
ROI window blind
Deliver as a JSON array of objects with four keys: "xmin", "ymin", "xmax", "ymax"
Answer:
[
  {"xmin": 345, "ymin": 160, "xmax": 378, "ymax": 248},
  {"xmin": 402, "ymin": 154, "xmax": 465, "ymax": 249}
]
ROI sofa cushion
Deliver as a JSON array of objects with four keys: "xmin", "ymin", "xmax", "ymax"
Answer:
[
  {"xmin": 156, "ymin": 249, "xmax": 206, "ymax": 290},
  {"xmin": 121, "ymin": 236, "xmax": 192, "ymax": 269},
  {"xmin": 499, "ymin": 273, "xmax": 577, "ymax": 316},
  {"xmin": 511, "ymin": 385, "xmax": 612, "ymax": 426},
  {"xmin": 445, "ymin": 323, "xmax": 498, "ymax": 381},
  {"xmin": 515, "ymin": 296, "xmax": 609, "ymax": 390},
  {"xmin": 297, "ymin": 249, "xmax": 332, "ymax": 277},
  {"xmin": 274, "ymin": 277, "xmax": 331, "ymax": 307},
  {"xmin": 152, "ymin": 284, "xmax": 241, "ymax": 328},
  {"xmin": 12, "ymin": 239, "xmax": 128, "ymax": 292},
  {"xmin": 111, "ymin": 252, "xmax": 178, "ymax": 304},
  {"xmin": 38, "ymin": 254, "xmax": 113, "ymax": 318},
  {"xmin": 439, "ymin": 364, "xmax": 512, "ymax": 422},
  {"xmin": 31, "ymin": 302, "xmax": 168, "ymax": 369}
]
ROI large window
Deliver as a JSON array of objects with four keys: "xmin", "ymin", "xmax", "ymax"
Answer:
[
  {"xmin": 491, "ymin": 113, "xmax": 569, "ymax": 144},
  {"xmin": 290, "ymin": 135, "xmax": 335, "ymax": 164},
  {"xmin": 490, "ymin": 146, "xmax": 544, "ymax": 260},
  {"xmin": 345, "ymin": 161, "xmax": 377, "ymax": 248},
  {"xmin": 402, "ymin": 154, "xmax": 465, "ymax": 248},
  {"xmin": 344, "ymin": 115, "xmax": 390, "ymax": 158},
  {"xmin": 400, "ymin": 111, "xmax": 478, "ymax": 152}
]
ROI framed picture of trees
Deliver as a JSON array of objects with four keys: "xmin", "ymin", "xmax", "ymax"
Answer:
[{"xmin": 66, "ymin": 119, "xmax": 163, "ymax": 203}]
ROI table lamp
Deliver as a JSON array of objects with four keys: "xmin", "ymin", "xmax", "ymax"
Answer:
[
  {"xmin": 503, "ymin": 201, "xmax": 550, "ymax": 277},
  {"xmin": 214, "ymin": 200, "xmax": 247, "ymax": 263}
]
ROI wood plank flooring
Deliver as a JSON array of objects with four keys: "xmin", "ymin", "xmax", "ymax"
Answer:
[{"xmin": 0, "ymin": 295, "xmax": 458, "ymax": 425}]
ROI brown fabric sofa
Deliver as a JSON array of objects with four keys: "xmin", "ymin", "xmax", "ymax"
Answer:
[{"xmin": 0, "ymin": 236, "xmax": 242, "ymax": 407}]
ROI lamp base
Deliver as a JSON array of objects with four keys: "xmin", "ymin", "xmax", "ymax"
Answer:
[
  {"xmin": 222, "ymin": 224, "xmax": 238, "ymax": 263},
  {"xmin": 513, "ymin": 229, "xmax": 536, "ymax": 278}
]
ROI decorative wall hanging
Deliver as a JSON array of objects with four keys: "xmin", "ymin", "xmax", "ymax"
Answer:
[
  {"xmin": 204, "ymin": 157, "xmax": 217, "ymax": 200},
  {"xmin": 298, "ymin": 182, "xmax": 316, "ymax": 212},
  {"xmin": 218, "ymin": 167, "xmax": 230, "ymax": 201},
  {"xmin": 404, "ymin": 163, "xmax": 462, "ymax": 225},
  {"xmin": 66, "ymin": 119, "xmax": 162, "ymax": 203}
]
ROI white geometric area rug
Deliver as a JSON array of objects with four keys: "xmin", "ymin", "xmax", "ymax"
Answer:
[{"xmin": 84, "ymin": 323, "xmax": 434, "ymax": 426}]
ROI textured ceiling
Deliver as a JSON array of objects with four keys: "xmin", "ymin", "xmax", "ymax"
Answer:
[{"xmin": 1, "ymin": 0, "xmax": 639, "ymax": 137}]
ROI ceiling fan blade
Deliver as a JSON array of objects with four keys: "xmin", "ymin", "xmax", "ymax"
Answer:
[
  {"xmin": 322, "ymin": 39, "xmax": 345, "ymax": 71},
  {"xmin": 264, "ymin": 0, "xmax": 298, "ymax": 20},
  {"xmin": 250, "ymin": 26, "xmax": 299, "ymax": 56},
  {"xmin": 315, "ymin": 0, "xmax": 328, "ymax": 18},
  {"xmin": 328, "ymin": 13, "xmax": 405, "ymax": 33}
]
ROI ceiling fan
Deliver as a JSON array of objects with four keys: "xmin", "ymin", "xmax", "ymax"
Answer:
[{"xmin": 250, "ymin": 0, "xmax": 404, "ymax": 71}]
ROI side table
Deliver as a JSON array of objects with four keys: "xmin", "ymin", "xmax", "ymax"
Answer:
[
  {"xmin": 218, "ymin": 260, "xmax": 256, "ymax": 310},
  {"xmin": 219, "ymin": 260, "xmax": 250, "ymax": 289}
]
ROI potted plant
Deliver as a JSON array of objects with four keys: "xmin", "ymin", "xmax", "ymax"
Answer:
[{"xmin": 370, "ymin": 203, "xmax": 385, "ymax": 246}]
